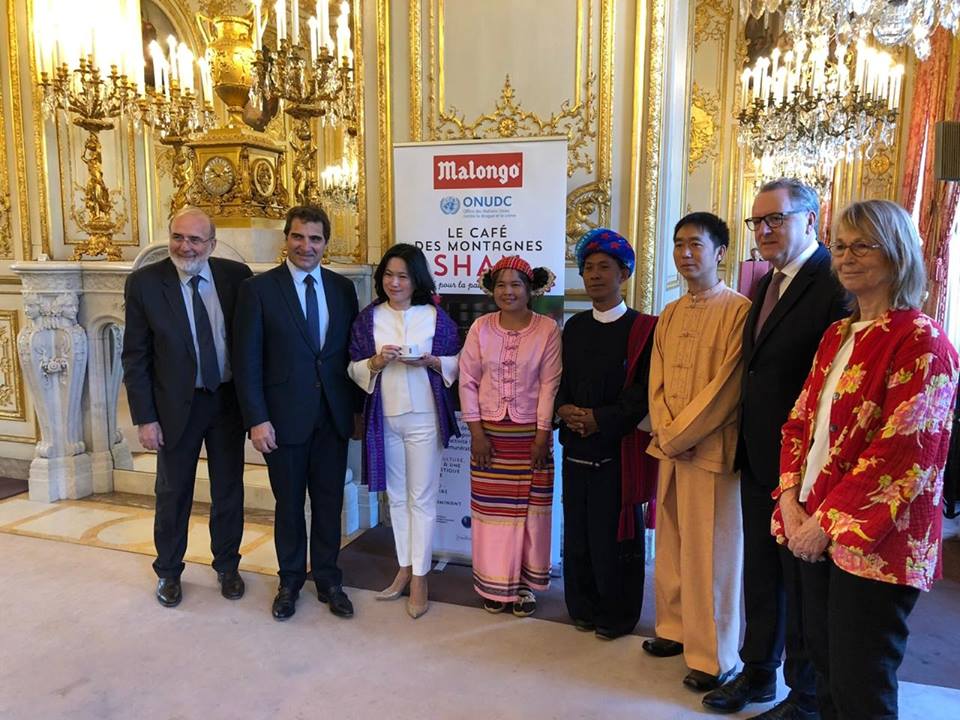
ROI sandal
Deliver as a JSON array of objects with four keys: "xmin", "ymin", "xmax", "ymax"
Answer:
[
  {"xmin": 512, "ymin": 589, "xmax": 536, "ymax": 617},
  {"xmin": 483, "ymin": 598, "xmax": 507, "ymax": 613}
]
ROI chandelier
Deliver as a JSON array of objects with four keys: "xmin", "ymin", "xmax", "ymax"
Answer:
[
  {"xmin": 320, "ymin": 155, "xmax": 359, "ymax": 210},
  {"xmin": 738, "ymin": 35, "xmax": 902, "ymax": 190},
  {"xmin": 249, "ymin": 0, "xmax": 357, "ymax": 206},
  {"xmin": 741, "ymin": 1, "xmax": 960, "ymax": 59}
]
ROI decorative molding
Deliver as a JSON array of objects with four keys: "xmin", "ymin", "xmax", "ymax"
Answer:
[
  {"xmin": 436, "ymin": 75, "xmax": 598, "ymax": 178},
  {"xmin": 566, "ymin": 180, "xmax": 612, "ymax": 261},
  {"xmin": 376, "ymin": 0, "xmax": 393, "ymax": 250},
  {"xmin": 688, "ymin": 82, "xmax": 720, "ymax": 174},
  {"xmin": 351, "ymin": 0, "xmax": 368, "ymax": 263},
  {"xmin": 638, "ymin": 0, "xmax": 666, "ymax": 314},
  {"xmin": 694, "ymin": 0, "xmax": 733, "ymax": 48},
  {"xmin": 0, "ymin": 310, "xmax": 26, "ymax": 420},
  {"xmin": 409, "ymin": 0, "xmax": 423, "ymax": 142}
]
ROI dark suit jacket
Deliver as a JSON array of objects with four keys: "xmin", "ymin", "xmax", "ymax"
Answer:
[
  {"xmin": 737, "ymin": 244, "xmax": 849, "ymax": 488},
  {"xmin": 121, "ymin": 257, "xmax": 253, "ymax": 448},
  {"xmin": 232, "ymin": 263, "xmax": 360, "ymax": 445}
]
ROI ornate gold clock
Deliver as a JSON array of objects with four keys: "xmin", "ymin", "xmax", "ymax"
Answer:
[
  {"xmin": 200, "ymin": 156, "xmax": 237, "ymax": 197},
  {"xmin": 251, "ymin": 158, "xmax": 277, "ymax": 197}
]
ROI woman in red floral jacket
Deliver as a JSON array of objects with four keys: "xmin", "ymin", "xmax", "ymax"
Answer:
[{"xmin": 773, "ymin": 200, "xmax": 958, "ymax": 720}]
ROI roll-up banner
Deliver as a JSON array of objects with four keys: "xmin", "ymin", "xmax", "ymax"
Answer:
[{"xmin": 393, "ymin": 136, "xmax": 568, "ymax": 563}]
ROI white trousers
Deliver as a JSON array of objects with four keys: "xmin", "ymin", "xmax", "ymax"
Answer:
[{"xmin": 384, "ymin": 411, "xmax": 442, "ymax": 576}]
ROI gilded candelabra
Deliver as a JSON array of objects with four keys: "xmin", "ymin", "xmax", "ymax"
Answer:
[
  {"xmin": 250, "ymin": 41, "xmax": 356, "ymax": 206},
  {"xmin": 137, "ymin": 85, "xmax": 217, "ymax": 218},
  {"xmin": 39, "ymin": 57, "xmax": 138, "ymax": 260}
]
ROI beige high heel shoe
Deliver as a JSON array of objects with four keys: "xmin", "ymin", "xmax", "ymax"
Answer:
[
  {"xmin": 406, "ymin": 575, "xmax": 429, "ymax": 619},
  {"xmin": 376, "ymin": 568, "xmax": 411, "ymax": 601}
]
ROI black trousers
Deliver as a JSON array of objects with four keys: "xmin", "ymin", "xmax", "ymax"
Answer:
[
  {"xmin": 740, "ymin": 465, "xmax": 816, "ymax": 707},
  {"xmin": 801, "ymin": 560, "xmax": 919, "ymax": 720},
  {"xmin": 264, "ymin": 405, "xmax": 348, "ymax": 591},
  {"xmin": 153, "ymin": 383, "xmax": 245, "ymax": 579},
  {"xmin": 562, "ymin": 457, "xmax": 645, "ymax": 634}
]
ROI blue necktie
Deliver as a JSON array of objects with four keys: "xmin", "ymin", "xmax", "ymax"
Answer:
[
  {"xmin": 190, "ymin": 275, "xmax": 221, "ymax": 392},
  {"xmin": 304, "ymin": 274, "xmax": 321, "ymax": 351}
]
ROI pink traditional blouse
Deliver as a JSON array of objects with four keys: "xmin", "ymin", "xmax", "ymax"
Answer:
[
  {"xmin": 458, "ymin": 311, "xmax": 562, "ymax": 431},
  {"xmin": 773, "ymin": 309, "xmax": 959, "ymax": 591}
]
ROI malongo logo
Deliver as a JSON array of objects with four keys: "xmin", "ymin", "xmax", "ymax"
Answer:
[{"xmin": 433, "ymin": 152, "xmax": 523, "ymax": 189}]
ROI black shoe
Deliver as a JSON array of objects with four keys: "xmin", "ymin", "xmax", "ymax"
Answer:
[
  {"xmin": 317, "ymin": 585, "xmax": 354, "ymax": 618},
  {"xmin": 595, "ymin": 625, "xmax": 633, "ymax": 640},
  {"xmin": 572, "ymin": 618, "xmax": 595, "ymax": 632},
  {"xmin": 272, "ymin": 586, "xmax": 299, "ymax": 620},
  {"xmin": 156, "ymin": 578, "xmax": 182, "ymax": 607},
  {"xmin": 642, "ymin": 636, "xmax": 684, "ymax": 657},
  {"xmin": 702, "ymin": 670, "xmax": 777, "ymax": 713},
  {"xmin": 684, "ymin": 668, "xmax": 736, "ymax": 693},
  {"xmin": 750, "ymin": 700, "xmax": 820, "ymax": 720},
  {"xmin": 217, "ymin": 569, "xmax": 245, "ymax": 600}
]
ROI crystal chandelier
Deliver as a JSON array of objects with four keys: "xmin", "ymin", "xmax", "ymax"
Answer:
[
  {"xmin": 320, "ymin": 155, "xmax": 359, "ymax": 210},
  {"xmin": 738, "ymin": 35, "xmax": 902, "ymax": 190},
  {"xmin": 741, "ymin": 1, "xmax": 960, "ymax": 59}
]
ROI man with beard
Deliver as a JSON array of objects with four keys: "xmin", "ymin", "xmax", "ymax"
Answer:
[
  {"xmin": 122, "ymin": 207, "xmax": 252, "ymax": 607},
  {"xmin": 233, "ymin": 205, "xmax": 360, "ymax": 621}
]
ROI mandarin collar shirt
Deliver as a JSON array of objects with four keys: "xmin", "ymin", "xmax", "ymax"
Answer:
[{"xmin": 592, "ymin": 299, "xmax": 628, "ymax": 324}]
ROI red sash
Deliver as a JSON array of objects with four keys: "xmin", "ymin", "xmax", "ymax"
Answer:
[{"xmin": 618, "ymin": 312, "xmax": 659, "ymax": 541}]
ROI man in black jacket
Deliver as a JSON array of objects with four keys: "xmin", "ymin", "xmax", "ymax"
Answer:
[
  {"xmin": 703, "ymin": 179, "xmax": 848, "ymax": 719},
  {"xmin": 233, "ymin": 205, "xmax": 360, "ymax": 621},
  {"xmin": 122, "ymin": 207, "xmax": 252, "ymax": 608}
]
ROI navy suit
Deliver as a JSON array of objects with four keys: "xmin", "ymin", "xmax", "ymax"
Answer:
[
  {"xmin": 736, "ymin": 244, "xmax": 848, "ymax": 704},
  {"xmin": 233, "ymin": 262, "xmax": 360, "ymax": 590},
  {"xmin": 122, "ymin": 257, "xmax": 252, "ymax": 579}
]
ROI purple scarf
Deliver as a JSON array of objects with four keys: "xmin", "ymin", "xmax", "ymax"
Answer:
[{"xmin": 349, "ymin": 300, "xmax": 461, "ymax": 492}]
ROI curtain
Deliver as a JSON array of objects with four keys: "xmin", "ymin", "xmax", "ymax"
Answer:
[{"xmin": 900, "ymin": 29, "xmax": 959, "ymax": 324}]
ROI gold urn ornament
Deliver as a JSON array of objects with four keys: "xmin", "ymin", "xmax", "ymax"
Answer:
[{"xmin": 197, "ymin": 13, "xmax": 256, "ymax": 127}]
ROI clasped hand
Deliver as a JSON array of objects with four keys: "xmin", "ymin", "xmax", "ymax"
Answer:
[{"xmin": 557, "ymin": 404, "xmax": 599, "ymax": 437}]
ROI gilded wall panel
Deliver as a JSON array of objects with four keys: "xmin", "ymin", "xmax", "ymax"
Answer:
[
  {"xmin": 396, "ymin": 0, "xmax": 618, "ymax": 266},
  {"xmin": 0, "ymin": 309, "xmax": 25, "ymax": 420},
  {"xmin": 685, "ymin": 0, "xmax": 737, "ymax": 286}
]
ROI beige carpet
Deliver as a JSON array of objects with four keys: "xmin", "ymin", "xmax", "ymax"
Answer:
[{"xmin": 1, "ymin": 532, "xmax": 959, "ymax": 720}]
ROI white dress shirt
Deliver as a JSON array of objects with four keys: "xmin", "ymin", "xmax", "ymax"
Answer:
[
  {"xmin": 776, "ymin": 241, "xmax": 819, "ymax": 298},
  {"xmin": 176, "ymin": 262, "xmax": 230, "ymax": 386},
  {"xmin": 285, "ymin": 258, "xmax": 329, "ymax": 349},
  {"xmin": 348, "ymin": 303, "xmax": 458, "ymax": 417}
]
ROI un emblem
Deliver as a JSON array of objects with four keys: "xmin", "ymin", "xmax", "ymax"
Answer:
[{"xmin": 440, "ymin": 196, "xmax": 461, "ymax": 215}]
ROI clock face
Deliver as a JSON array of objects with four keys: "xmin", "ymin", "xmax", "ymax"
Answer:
[
  {"xmin": 201, "ymin": 156, "xmax": 236, "ymax": 197},
  {"xmin": 251, "ymin": 158, "xmax": 276, "ymax": 197}
]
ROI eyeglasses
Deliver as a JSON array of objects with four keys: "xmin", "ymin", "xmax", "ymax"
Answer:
[
  {"xmin": 170, "ymin": 234, "xmax": 213, "ymax": 248},
  {"xmin": 828, "ymin": 241, "xmax": 883, "ymax": 258},
  {"xmin": 744, "ymin": 210, "xmax": 806, "ymax": 231}
]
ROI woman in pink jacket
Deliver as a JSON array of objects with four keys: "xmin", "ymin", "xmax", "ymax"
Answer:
[{"xmin": 459, "ymin": 256, "xmax": 562, "ymax": 616}]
